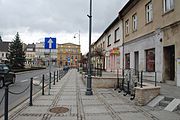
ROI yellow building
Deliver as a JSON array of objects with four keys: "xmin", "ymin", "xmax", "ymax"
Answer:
[{"xmin": 57, "ymin": 43, "xmax": 81, "ymax": 68}]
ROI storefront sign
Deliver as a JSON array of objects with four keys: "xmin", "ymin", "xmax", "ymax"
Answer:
[{"xmin": 109, "ymin": 47, "xmax": 120, "ymax": 55}]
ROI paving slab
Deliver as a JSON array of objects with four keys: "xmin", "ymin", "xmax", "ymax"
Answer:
[
  {"xmin": 84, "ymin": 105, "xmax": 108, "ymax": 114},
  {"xmin": 111, "ymin": 105, "xmax": 137, "ymax": 113},
  {"xmin": 118, "ymin": 112, "xmax": 151, "ymax": 120},
  {"xmin": 86, "ymin": 114, "xmax": 114, "ymax": 120},
  {"xmin": 164, "ymin": 99, "xmax": 180, "ymax": 112},
  {"xmin": 147, "ymin": 96, "xmax": 165, "ymax": 107}
]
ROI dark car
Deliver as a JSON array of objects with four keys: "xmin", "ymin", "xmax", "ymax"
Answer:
[
  {"xmin": 0, "ymin": 64, "xmax": 16, "ymax": 88},
  {"xmin": 63, "ymin": 65, "xmax": 69, "ymax": 71}
]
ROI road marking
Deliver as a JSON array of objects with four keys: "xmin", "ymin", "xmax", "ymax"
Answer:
[{"xmin": 20, "ymin": 79, "xmax": 28, "ymax": 83}]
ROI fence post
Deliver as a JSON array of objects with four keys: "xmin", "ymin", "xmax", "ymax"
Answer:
[
  {"xmin": 141, "ymin": 71, "xmax": 143, "ymax": 88},
  {"xmin": 42, "ymin": 74, "xmax": 44, "ymax": 95},
  {"xmin": 4, "ymin": 84, "xmax": 9, "ymax": 120},
  {"xmin": 29, "ymin": 78, "xmax": 33, "ymax": 106},
  {"xmin": 49, "ymin": 72, "xmax": 51, "ymax": 89},
  {"xmin": 137, "ymin": 71, "xmax": 139, "ymax": 82},
  {"xmin": 48, "ymin": 72, "xmax": 51, "ymax": 95},
  {"xmin": 100, "ymin": 64, "xmax": 102, "ymax": 77},
  {"xmin": 53, "ymin": 71, "xmax": 55, "ymax": 85},
  {"xmin": 155, "ymin": 72, "xmax": 157, "ymax": 87},
  {"xmin": 57, "ymin": 71, "xmax": 58, "ymax": 82}
]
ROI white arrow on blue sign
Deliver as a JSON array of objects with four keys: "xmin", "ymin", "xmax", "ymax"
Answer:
[{"xmin": 45, "ymin": 37, "xmax": 56, "ymax": 49}]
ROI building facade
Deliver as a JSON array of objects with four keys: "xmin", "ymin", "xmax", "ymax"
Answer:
[
  {"xmin": 25, "ymin": 44, "xmax": 36, "ymax": 67},
  {"xmin": 0, "ymin": 37, "xmax": 12, "ymax": 63},
  {"xmin": 119, "ymin": 0, "xmax": 180, "ymax": 86},
  {"xmin": 35, "ymin": 42, "xmax": 57, "ymax": 66},
  {"xmin": 57, "ymin": 43, "xmax": 81, "ymax": 68}
]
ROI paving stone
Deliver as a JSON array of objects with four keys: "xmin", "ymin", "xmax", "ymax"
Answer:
[
  {"xmin": 86, "ymin": 114, "xmax": 114, "ymax": 120},
  {"xmin": 14, "ymin": 116, "xmax": 43, "ymax": 120},
  {"xmin": 33, "ymin": 100, "xmax": 53, "ymax": 106},
  {"xmin": 106, "ymin": 99, "xmax": 125, "ymax": 104},
  {"xmin": 57, "ymin": 100, "xmax": 77, "ymax": 106},
  {"xmin": 50, "ymin": 116, "xmax": 77, "ymax": 120},
  {"xmin": 84, "ymin": 105, "xmax": 108, "ymax": 114},
  {"xmin": 82, "ymin": 99, "xmax": 103, "ymax": 105},
  {"xmin": 60, "ymin": 95, "xmax": 77, "ymax": 100},
  {"xmin": 21, "ymin": 106, "xmax": 49, "ymax": 114},
  {"xmin": 81, "ymin": 95, "xmax": 98, "ymax": 100},
  {"xmin": 111, "ymin": 105, "xmax": 137, "ymax": 112},
  {"xmin": 118, "ymin": 112, "xmax": 150, "ymax": 120},
  {"xmin": 37, "ymin": 95, "xmax": 55, "ymax": 100},
  {"xmin": 101, "ymin": 93, "xmax": 118, "ymax": 99},
  {"xmin": 149, "ymin": 110, "xmax": 180, "ymax": 120}
]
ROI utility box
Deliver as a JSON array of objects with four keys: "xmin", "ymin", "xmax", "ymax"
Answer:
[{"xmin": 177, "ymin": 59, "xmax": 180, "ymax": 87}]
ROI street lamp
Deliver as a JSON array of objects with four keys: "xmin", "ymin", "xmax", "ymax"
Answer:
[
  {"xmin": 74, "ymin": 31, "xmax": 80, "ymax": 69},
  {"xmin": 86, "ymin": 0, "xmax": 93, "ymax": 95}
]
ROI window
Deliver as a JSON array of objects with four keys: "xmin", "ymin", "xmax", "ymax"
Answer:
[
  {"xmin": 125, "ymin": 20, "xmax": 129, "ymax": 35},
  {"xmin": 132, "ymin": 13, "xmax": 137, "ymax": 31},
  {"xmin": 146, "ymin": 49, "xmax": 155, "ymax": 72},
  {"xmin": 75, "ymin": 56, "xmax": 77, "ymax": 59},
  {"xmin": 107, "ymin": 35, "xmax": 111, "ymax": 47},
  {"xmin": 114, "ymin": 28, "xmax": 120, "ymax": 42},
  {"xmin": 60, "ymin": 55, "xmax": 62, "ymax": 59},
  {"xmin": 66, "ymin": 49, "xmax": 68, "ymax": 52},
  {"xmin": 164, "ymin": 0, "xmax": 174, "ymax": 12},
  {"xmin": 2, "ymin": 53, "xmax": 4, "ymax": 57},
  {"xmin": 146, "ymin": 1, "xmax": 153, "ymax": 23},
  {"xmin": 71, "ymin": 56, "xmax": 73, "ymax": 59},
  {"xmin": 125, "ymin": 53, "xmax": 130, "ymax": 69}
]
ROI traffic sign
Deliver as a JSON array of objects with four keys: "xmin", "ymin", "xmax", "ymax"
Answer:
[
  {"xmin": 45, "ymin": 37, "xmax": 56, "ymax": 49},
  {"xmin": 67, "ymin": 57, "xmax": 71, "ymax": 62}
]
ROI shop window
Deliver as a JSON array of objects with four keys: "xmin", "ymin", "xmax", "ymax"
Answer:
[
  {"xmin": 146, "ymin": 48, "xmax": 155, "ymax": 72},
  {"xmin": 125, "ymin": 53, "xmax": 130, "ymax": 69}
]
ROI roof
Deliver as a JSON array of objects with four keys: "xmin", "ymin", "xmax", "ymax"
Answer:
[
  {"xmin": 58, "ymin": 43, "xmax": 80, "ymax": 46},
  {"xmin": 119, "ymin": 0, "xmax": 139, "ymax": 18},
  {"xmin": 0, "ymin": 42, "xmax": 11, "ymax": 52},
  {"xmin": 25, "ymin": 43, "xmax": 35, "ymax": 52}
]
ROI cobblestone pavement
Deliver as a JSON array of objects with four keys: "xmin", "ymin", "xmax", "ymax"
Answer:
[{"xmin": 2, "ymin": 69, "xmax": 180, "ymax": 120}]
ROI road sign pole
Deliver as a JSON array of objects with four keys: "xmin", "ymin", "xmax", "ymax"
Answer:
[{"xmin": 48, "ymin": 49, "xmax": 51, "ymax": 95}]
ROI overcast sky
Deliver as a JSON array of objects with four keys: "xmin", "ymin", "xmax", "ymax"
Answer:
[{"xmin": 0, "ymin": 0, "xmax": 128, "ymax": 54}]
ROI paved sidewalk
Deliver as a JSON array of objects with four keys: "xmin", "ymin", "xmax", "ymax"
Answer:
[{"xmin": 1, "ymin": 69, "xmax": 180, "ymax": 120}]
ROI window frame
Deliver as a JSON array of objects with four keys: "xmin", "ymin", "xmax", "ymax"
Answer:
[
  {"xmin": 114, "ymin": 27, "xmax": 120, "ymax": 43},
  {"xmin": 132, "ymin": 13, "xmax": 137, "ymax": 31},
  {"xmin": 107, "ymin": 35, "xmax": 111, "ymax": 47},
  {"xmin": 146, "ymin": 1, "xmax": 153, "ymax": 23},
  {"xmin": 163, "ymin": 0, "xmax": 174, "ymax": 13},
  {"xmin": 125, "ymin": 19, "xmax": 129, "ymax": 35}
]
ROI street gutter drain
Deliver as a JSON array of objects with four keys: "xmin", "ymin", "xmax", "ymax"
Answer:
[{"xmin": 50, "ymin": 107, "xmax": 69, "ymax": 114}]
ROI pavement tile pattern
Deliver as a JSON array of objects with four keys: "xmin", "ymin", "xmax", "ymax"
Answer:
[{"xmin": 2, "ymin": 69, "xmax": 180, "ymax": 120}]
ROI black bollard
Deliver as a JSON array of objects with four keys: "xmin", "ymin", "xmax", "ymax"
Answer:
[
  {"xmin": 141, "ymin": 71, "xmax": 143, "ymax": 88},
  {"xmin": 4, "ymin": 83, "xmax": 9, "ymax": 120},
  {"xmin": 29, "ymin": 78, "xmax": 33, "ymax": 106},
  {"xmin": 53, "ymin": 71, "xmax": 55, "ymax": 85},
  {"xmin": 155, "ymin": 72, "xmax": 157, "ymax": 87},
  {"xmin": 42, "ymin": 74, "xmax": 44, "ymax": 95},
  {"xmin": 49, "ymin": 72, "xmax": 51, "ymax": 89},
  {"xmin": 57, "ymin": 71, "xmax": 58, "ymax": 82}
]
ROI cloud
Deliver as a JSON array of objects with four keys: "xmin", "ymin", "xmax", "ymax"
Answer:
[{"xmin": 0, "ymin": 0, "xmax": 128, "ymax": 54}]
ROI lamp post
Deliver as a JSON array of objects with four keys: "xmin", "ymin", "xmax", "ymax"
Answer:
[
  {"xmin": 86, "ymin": 0, "xmax": 93, "ymax": 95},
  {"xmin": 74, "ymin": 30, "xmax": 80, "ymax": 69}
]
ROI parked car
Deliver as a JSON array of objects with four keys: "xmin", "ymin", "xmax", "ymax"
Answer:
[
  {"xmin": 63, "ymin": 65, "xmax": 69, "ymax": 71},
  {"xmin": 0, "ymin": 64, "xmax": 16, "ymax": 88}
]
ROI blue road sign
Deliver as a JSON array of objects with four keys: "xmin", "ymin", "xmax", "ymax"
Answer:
[
  {"xmin": 67, "ymin": 57, "xmax": 71, "ymax": 62},
  {"xmin": 45, "ymin": 37, "xmax": 56, "ymax": 49}
]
